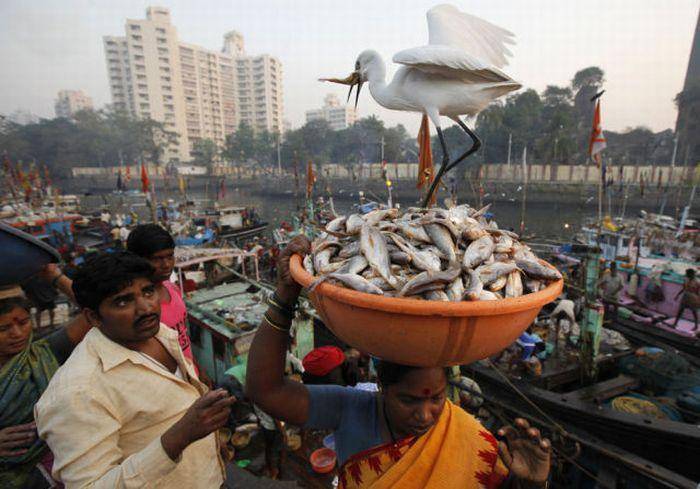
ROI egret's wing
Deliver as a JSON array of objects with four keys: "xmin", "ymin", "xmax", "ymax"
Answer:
[
  {"xmin": 426, "ymin": 4, "xmax": 515, "ymax": 69},
  {"xmin": 392, "ymin": 45, "xmax": 511, "ymax": 83}
]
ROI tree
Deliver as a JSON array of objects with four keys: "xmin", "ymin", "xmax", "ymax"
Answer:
[
  {"xmin": 223, "ymin": 121, "xmax": 256, "ymax": 164},
  {"xmin": 192, "ymin": 138, "xmax": 219, "ymax": 167}
]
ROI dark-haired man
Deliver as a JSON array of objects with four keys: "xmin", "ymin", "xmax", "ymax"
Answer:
[{"xmin": 35, "ymin": 252, "xmax": 234, "ymax": 488}]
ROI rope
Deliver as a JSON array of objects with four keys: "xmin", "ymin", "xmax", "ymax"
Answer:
[{"xmin": 484, "ymin": 358, "xmax": 569, "ymax": 437}]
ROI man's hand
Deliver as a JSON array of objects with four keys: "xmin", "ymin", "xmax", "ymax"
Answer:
[
  {"xmin": 275, "ymin": 235, "xmax": 311, "ymax": 304},
  {"xmin": 161, "ymin": 389, "xmax": 236, "ymax": 461},
  {"xmin": 497, "ymin": 418, "xmax": 551, "ymax": 486},
  {"xmin": 0, "ymin": 422, "xmax": 37, "ymax": 457}
]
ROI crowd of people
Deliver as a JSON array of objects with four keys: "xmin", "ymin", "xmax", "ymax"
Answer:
[{"xmin": 1, "ymin": 226, "xmax": 553, "ymax": 488}]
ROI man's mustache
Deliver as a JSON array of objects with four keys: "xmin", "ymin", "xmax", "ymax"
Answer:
[{"xmin": 135, "ymin": 313, "xmax": 159, "ymax": 327}]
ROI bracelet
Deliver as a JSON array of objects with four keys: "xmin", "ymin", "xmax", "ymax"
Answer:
[
  {"xmin": 264, "ymin": 312, "xmax": 291, "ymax": 333},
  {"xmin": 267, "ymin": 293, "xmax": 296, "ymax": 319},
  {"xmin": 51, "ymin": 273, "xmax": 65, "ymax": 289},
  {"xmin": 273, "ymin": 292, "xmax": 297, "ymax": 313}
]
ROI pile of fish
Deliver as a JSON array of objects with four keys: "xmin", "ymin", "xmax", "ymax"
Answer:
[{"xmin": 304, "ymin": 205, "xmax": 561, "ymax": 301}]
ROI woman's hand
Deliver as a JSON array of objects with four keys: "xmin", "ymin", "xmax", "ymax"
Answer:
[
  {"xmin": 497, "ymin": 418, "xmax": 551, "ymax": 486},
  {"xmin": 0, "ymin": 422, "xmax": 37, "ymax": 457},
  {"xmin": 275, "ymin": 235, "xmax": 311, "ymax": 304}
]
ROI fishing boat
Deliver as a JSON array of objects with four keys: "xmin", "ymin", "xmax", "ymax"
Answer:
[
  {"xmin": 194, "ymin": 206, "xmax": 268, "ymax": 243},
  {"xmin": 466, "ymin": 348, "xmax": 700, "ymax": 481}
]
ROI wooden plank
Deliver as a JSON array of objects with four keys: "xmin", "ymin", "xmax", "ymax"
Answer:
[{"xmin": 565, "ymin": 374, "xmax": 640, "ymax": 402}]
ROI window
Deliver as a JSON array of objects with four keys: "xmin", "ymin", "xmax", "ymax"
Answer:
[{"xmin": 156, "ymin": 27, "xmax": 166, "ymax": 35}]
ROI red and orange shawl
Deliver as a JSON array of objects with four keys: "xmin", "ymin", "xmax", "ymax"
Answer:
[{"xmin": 339, "ymin": 400, "xmax": 508, "ymax": 489}]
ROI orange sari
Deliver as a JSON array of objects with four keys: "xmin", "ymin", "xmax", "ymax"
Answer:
[{"xmin": 339, "ymin": 401, "xmax": 508, "ymax": 488}]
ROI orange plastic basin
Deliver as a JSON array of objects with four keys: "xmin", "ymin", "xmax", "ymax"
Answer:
[
  {"xmin": 290, "ymin": 254, "xmax": 563, "ymax": 367},
  {"xmin": 310, "ymin": 447, "xmax": 337, "ymax": 473}
]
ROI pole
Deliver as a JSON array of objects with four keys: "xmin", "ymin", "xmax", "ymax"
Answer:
[
  {"xmin": 677, "ymin": 179, "xmax": 697, "ymax": 237},
  {"xmin": 519, "ymin": 146, "xmax": 528, "ymax": 235},
  {"xmin": 506, "ymin": 133, "xmax": 512, "ymax": 168},
  {"xmin": 276, "ymin": 136, "xmax": 282, "ymax": 175}
]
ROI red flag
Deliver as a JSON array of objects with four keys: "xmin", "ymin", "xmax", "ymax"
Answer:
[
  {"xmin": 306, "ymin": 160, "xmax": 316, "ymax": 198},
  {"xmin": 140, "ymin": 162, "xmax": 150, "ymax": 193},
  {"xmin": 588, "ymin": 100, "xmax": 607, "ymax": 167},
  {"xmin": 125, "ymin": 165, "xmax": 132, "ymax": 182},
  {"xmin": 417, "ymin": 114, "xmax": 433, "ymax": 191}
]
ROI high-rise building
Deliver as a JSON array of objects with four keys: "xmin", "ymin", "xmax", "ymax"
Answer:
[
  {"xmin": 103, "ymin": 7, "xmax": 284, "ymax": 163},
  {"xmin": 55, "ymin": 90, "xmax": 94, "ymax": 118},
  {"xmin": 675, "ymin": 9, "xmax": 699, "ymax": 163},
  {"xmin": 305, "ymin": 94, "xmax": 356, "ymax": 130}
]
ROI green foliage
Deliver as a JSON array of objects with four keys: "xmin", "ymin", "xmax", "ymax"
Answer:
[
  {"xmin": 191, "ymin": 138, "xmax": 219, "ymax": 167},
  {"xmin": 0, "ymin": 108, "xmax": 177, "ymax": 176}
]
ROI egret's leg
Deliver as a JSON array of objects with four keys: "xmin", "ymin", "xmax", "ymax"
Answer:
[
  {"xmin": 422, "ymin": 127, "xmax": 451, "ymax": 207},
  {"xmin": 445, "ymin": 117, "xmax": 481, "ymax": 172}
]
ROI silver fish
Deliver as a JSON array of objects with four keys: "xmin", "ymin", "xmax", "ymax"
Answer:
[
  {"xmin": 309, "ymin": 273, "xmax": 384, "ymax": 295},
  {"xmin": 463, "ymin": 269, "xmax": 484, "ymax": 301},
  {"xmin": 463, "ymin": 235, "xmax": 495, "ymax": 269},
  {"xmin": 516, "ymin": 259, "xmax": 562, "ymax": 281},
  {"xmin": 423, "ymin": 223, "xmax": 457, "ymax": 263},
  {"xmin": 364, "ymin": 208, "xmax": 399, "ymax": 226},
  {"xmin": 399, "ymin": 266, "xmax": 461, "ymax": 297},
  {"xmin": 494, "ymin": 235, "xmax": 514, "ymax": 254},
  {"xmin": 313, "ymin": 248, "xmax": 334, "ymax": 273},
  {"xmin": 421, "ymin": 217, "xmax": 461, "ymax": 240},
  {"xmin": 303, "ymin": 254, "xmax": 315, "ymax": 275},
  {"xmin": 447, "ymin": 204, "xmax": 474, "ymax": 228},
  {"xmin": 338, "ymin": 241, "xmax": 361, "ymax": 258},
  {"xmin": 395, "ymin": 221, "xmax": 431, "ymax": 243},
  {"xmin": 524, "ymin": 278, "xmax": 542, "ymax": 293},
  {"xmin": 360, "ymin": 224, "xmax": 399, "ymax": 289},
  {"xmin": 320, "ymin": 260, "xmax": 349, "ymax": 274},
  {"xmin": 390, "ymin": 251, "xmax": 411, "ymax": 265},
  {"xmin": 505, "ymin": 271, "xmax": 523, "ymax": 298},
  {"xmin": 425, "ymin": 290, "xmax": 449, "ymax": 301},
  {"xmin": 337, "ymin": 254, "xmax": 368, "ymax": 275},
  {"xmin": 446, "ymin": 276, "xmax": 465, "ymax": 301},
  {"xmin": 488, "ymin": 275, "xmax": 507, "ymax": 292},
  {"xmin": 477, "ymin": 262, "xmax": 519, "ymax": 286},
  {"xmin": 326, "ymin": 215, "xmax": 347, "ymax": 233},
  {"xmin": 408, "ymin": 282, "xmax": 448, "ymax": 296},
  {"xmin": 346, "ymin": 214, "xmax": 365, "ymax": 234},
  {"xmin": 386, "ymin": 233, "xmax": 441, "ymax": 272},
  {"xmin": 478, "ymin": 290, "xmax": 500, "ymax": 301},
  {"xmin": 470, "ymin": 204, "xmax": 492, "ymax": 218},
  {"xmin": 368, "ymin": 277, "xmax": 395, "ymax": 291}
]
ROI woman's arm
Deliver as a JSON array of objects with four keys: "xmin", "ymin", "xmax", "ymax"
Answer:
[
  {"xmin": 245, "ymin": 236, "xmax": 312, "ymax": 427},
  {"xmin": 39, "ymin": 264, "xmax": 76, "ymax": 303}
]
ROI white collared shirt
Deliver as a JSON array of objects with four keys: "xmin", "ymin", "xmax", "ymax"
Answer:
[{"xmin": 35, "ymin": 325, "xmax": 224, "ymax": 488}]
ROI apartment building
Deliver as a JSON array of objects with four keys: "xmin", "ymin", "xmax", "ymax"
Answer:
[
  {"xmin": 55, "ymin": 90, "xmax": 94, "ymax": 118},
  {"xmin": 103, "ymin": 6, "xmax": 284, "ymax": 163},
  {"xmin": 305, "ymin": 93, "xmax": 356, "ymax": 131}
]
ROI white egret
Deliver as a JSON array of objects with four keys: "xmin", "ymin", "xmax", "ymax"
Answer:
[{"xmin": 322, "ymin": 4, "xmax": 521, "ymax": 206}]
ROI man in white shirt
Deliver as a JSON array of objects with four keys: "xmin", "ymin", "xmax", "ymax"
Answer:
[{"xmin": 35, "ymin": 252, "xmax": 234, "ymax": 488}]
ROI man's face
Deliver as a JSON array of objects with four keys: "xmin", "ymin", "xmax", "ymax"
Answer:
[
  {"xmin": 148, "ymin": 248, "xmax": 175, "ymax": 283},
  {"xmin": 383, "ymin": 367, "xmax": 447, "ymax": 439},
  {"xmin": 0, "ymin": 307, "xmax": 32, "ymax": 358},
  {"xmin": 87, "ymin": 277, "xmax": 161, "ymax": 345}
]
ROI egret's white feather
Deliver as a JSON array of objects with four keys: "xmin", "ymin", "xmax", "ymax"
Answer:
[
  {"xmin": 426, "ymin": 4, "xmax": 515, "ymax": 69},
  {"xmin": 393, "ymin": 45, "xmax": 511, "ymax": 83}
]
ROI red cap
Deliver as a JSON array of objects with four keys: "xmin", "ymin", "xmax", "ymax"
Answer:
[{"xmin": 302, "ymin": 346, "xmax": 345, "ymax": 376}]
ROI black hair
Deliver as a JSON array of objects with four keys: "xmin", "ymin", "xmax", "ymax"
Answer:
[
  {"xmin": 376, "ymin": 360, "xmax": 449, "ymax": 387},
  {"xmin": 0, "ymin": 297, "xmax": 31, "ymax": 316},
  {"xmin": 610, "ymin": 261, "xmax": 617, "ymax": 270},
  {"xmin": 126, "ymin": 224, "xmax": 174, "ymax": 258},
  {"xmin": 72, "ymin": 251, "xmax": 154, "ymax": 311},
  {"xmin": 687, "ymin": 268, "xmax": 696, "ymax": 278}
]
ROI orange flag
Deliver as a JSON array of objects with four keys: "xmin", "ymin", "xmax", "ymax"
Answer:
[
  {"xmin": 140, "ymin": 162, "xmax": 150, "ymax": 193},
  {"xmin": 417, "ymin": 114, "xmax": 436, "ymax": 205},
  {"xmin": 306, "ymin": 160, "xmax": 316, "ymax": 198},
  {"xmin": 588, "ymin": 100, "xmax": 607, "ymax": 167}
]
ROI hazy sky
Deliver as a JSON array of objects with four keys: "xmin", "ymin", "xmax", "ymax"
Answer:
[{"xmin": 0, "ymin": 0, "xmax": 697, "ymax": 135}]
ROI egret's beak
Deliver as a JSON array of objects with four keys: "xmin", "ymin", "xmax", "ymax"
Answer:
[{"xmin": 319, "ymin": 71, "xmax": 362, "ymax": 109}]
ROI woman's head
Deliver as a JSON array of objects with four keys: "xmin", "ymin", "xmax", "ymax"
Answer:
[
  {"xmin": 377, "ymin": 360, "xmax": 449, "ymax": 439},
  {"xmin": 0, "ymin": 297, "xmax": 32, "ymax": 359}
]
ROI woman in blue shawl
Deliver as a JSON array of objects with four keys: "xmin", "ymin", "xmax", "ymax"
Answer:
[{"xmin": 0, "ymin": 296, "xmax": 91, "ymax": 488}]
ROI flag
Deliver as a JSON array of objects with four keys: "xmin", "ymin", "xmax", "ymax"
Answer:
[
  {"xmin": 117, "ymin": 170, "xmax": 124, "ymax": 191},
  {"xmin": 306, "ymin": 160, "xmax": 316, "ymax": 198},
  {"xmin": 219, "ymin": 177, "xmax": 226, "ymax": 199},
  {"xmin": 588, "ymin": 100, "xmax": 607, "ymax": 167},
  {"xmin": 140, "ymin": 162, "xmax": 150, "ymax": 193},
  {"xmin": 416, "ymin": 114, "xmax": 433, "ymax": 191},
  {"xmin": 179, "ymin": 175, "xmax": 186, "ymax": 195},
  {"xmin": 125, "ymin": 165, "xmax": 132, "ymax": 182},
  {"xmin": 43, "ymin": 165, "xmax": 51, "ymax": 188}
]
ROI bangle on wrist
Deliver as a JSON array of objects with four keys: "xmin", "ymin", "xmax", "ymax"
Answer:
[
  {"xmin": 267, "ymin": 294, "xmax": 295, "ymax": 319},
  {"xmin": 264, "ymin": 312, "xmax": 291, "ymax": 333}
]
